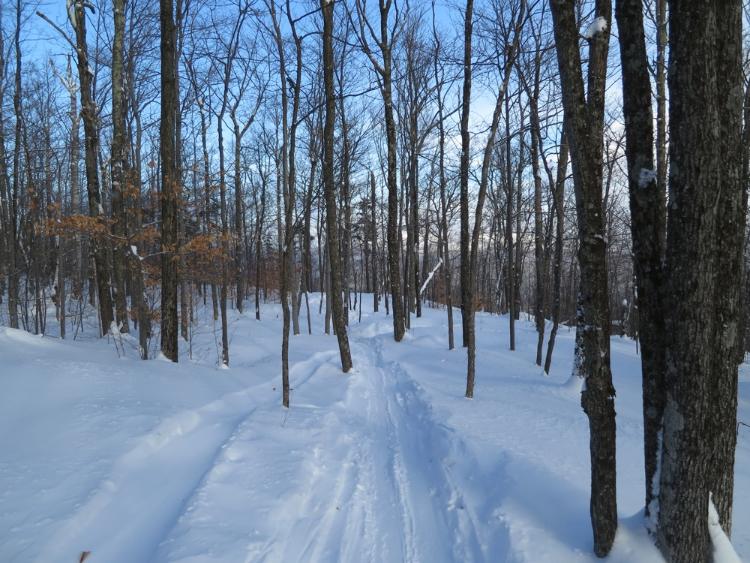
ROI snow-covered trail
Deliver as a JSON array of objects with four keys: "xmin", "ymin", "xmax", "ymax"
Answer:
[
  {"xmin": 32, "ymin": 349, "xmax": 336, "ymax": 563},
  {"xmin": 154, "ymin": 324, "xmax": 504, "ymax": 563},
  {"xmin": 1, "ymin": 297, "xmax": 749, "ymax": 562}
]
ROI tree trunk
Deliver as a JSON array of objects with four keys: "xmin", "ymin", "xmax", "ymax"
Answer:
[
  {"xmin": 655, "ymin": 0, "xmax": 667, "ymax": 198},
  {"xmin": 615, "ymin": 0, "xmax": 667, "ymax": 522},
  {"xmin": 112, "ymin": 0, "xmax": 130, "ymax": 334},
  {"xmin": 74, "ymin": 0, "xmax": 115, "ymax": 337},
  {"xmin": 528, "ymin": 56, "xmax": 544, "ymax": 366},
  {"xmin": 657, "ymin": 3, "xmax": 743, "ymax": 560},
  {"xmin": 544, "ymin": 128, "xmax": 568, "ymax": 374},
  {"xmin": 505, "ymin": 93, "xmax": 515, "ymax": 352},
  {"xmin": 458, "ymin": 0, "xmax": 473, "ymax": 349},
  {"xmin": 7, "ymin": 3, "xmax": 20, "ymax": 330},
  {"xmin": 465, "ymin": 0, "xmax": 526, "ymax": 398},
  {"xmin": 370, "ymin": 171, "xmax": 379, "ymax": 312},
  {"xmin": 707, "ymin": 0, "xmax": 743, "ymax": 535},
  {"xmin": 550, "ymin": 0, "xmax": 617, "ymax": 555},
  {"xmin": 321, "ymin": 0, "xmax": 353, "ymax": 373},
  {"xmin": 159, "ymin": 0, "xmax": 179, "ymax": 360},
  {"xmin": 381, "ymin": 33, "xmax": 405, "ymax": 341}
]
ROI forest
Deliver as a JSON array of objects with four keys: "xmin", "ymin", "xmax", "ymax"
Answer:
[{"xmin": 0, "ymin": 0, "xmax": 748, "ymax": 562}]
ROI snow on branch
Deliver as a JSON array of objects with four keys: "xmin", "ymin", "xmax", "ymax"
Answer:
[
  {"xmin": 419, "ymin": 258, "xmax": 443, "ymax": 296},
  {"xmin": 583, "ymin": 16, "xmax": 608, "ymax": 40}
]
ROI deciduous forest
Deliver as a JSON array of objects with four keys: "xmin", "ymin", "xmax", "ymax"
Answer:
[{"xmin": 0, "ymin": 1, "xmax": 748, "ymax": 562}]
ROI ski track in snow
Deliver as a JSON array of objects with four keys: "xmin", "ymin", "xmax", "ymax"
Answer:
[
  {"xmin": 154, "ymin": 330, "xmax": 501, "ymax": 563},
  {"xmin": 32, "ymin": 350, "xmax": 337, "ymax": 563},
  {"xmin": 156, "ymin": 330, "xmax": 497, "ymax": 563}
]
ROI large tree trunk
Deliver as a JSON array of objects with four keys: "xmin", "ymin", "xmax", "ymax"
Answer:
[
  {"xmin": 354, "ymin": 0, "xmax": 405, "ymax": 341},
  {"xmin": 708, "ymin": 0, "xmax": 743, "ymax": 534},
  {"xmin": 217, "ymin": 110, "xmax": 229, "ymax": 367},
  {"xmin": 655, "ymin": 0, "xmax": 667, "ymax": 198},
  {"xmin": 112, "ymin": 0, "xmax": 130, "ymax": 334},
  {"xmin": 550, "ymin": 0, "xmax": 617, "ymax": 555},
  {"xmin": 458, "ymin": 0, "xmax": 473, "ymax": 349},
  {"xmin": 74, "ymin": 0, "xmax": 115, "ymax": 337},
  {"xmin": 7, "ymin": 2, "xmax": 20, "ymax": 330},
  {"xmin": 159, "ymin": 0, "xmax": 179, "ymax": 360},
  {"xmin": 382, "ymin": 42, "xmax": 405, "ymax": 342},
  {"xmin": 657, "ymin": 3, "xmax": 743, "ymax": 560},
  {"xmin": 615, "ymin": 0, "xmax": 667, "ymax": 523},
  {"xmin": 321, "ymin": 0, "xmax": 353, "ymax": 373}
]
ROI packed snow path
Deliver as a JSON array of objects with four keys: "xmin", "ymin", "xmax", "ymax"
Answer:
[{"xmin": 1, "ymin": 297, "xmax": 748, "ymax": 562}]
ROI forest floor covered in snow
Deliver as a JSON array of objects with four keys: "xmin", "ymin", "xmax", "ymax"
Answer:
[{"xmin": 1, "ymin": 295, "xmax": 748, "ymax": 563}]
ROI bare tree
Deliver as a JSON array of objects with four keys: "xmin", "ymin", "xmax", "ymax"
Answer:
[
  {"xmin": 615, "ymin": 0, "xmax": 666, "ymax": 523},
  {"xmin": 72, "ymin": 0, "xmax": 115, "ymax": 336},
  {"xmin": 657, "ymin": 1, "xmax": 743, "ymax": 560},
  {"xmin": 112, "ymin": 0, "xmax": 130, "ymax": 334},
  {"xmin": 549, "ymin": 0, "xmax": 617, "ymax": 555},
  {"xmin": 321, "ymin": 0, "xmax": 353, "ymax": 373},
  {"xmin": 464, "ymin": 0, "xmax": 526, "ymax": 398},
  {"xmin": 160, "ymin": 0, "xmax": 179, "ymax": 360},
  {"xmin": 352, "ymin": 0, "xmax": 406, "ymax": 342}
]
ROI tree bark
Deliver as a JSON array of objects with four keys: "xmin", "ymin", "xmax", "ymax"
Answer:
[
  {"xmin": 74, "ymin": 0, "xmax": 115, "ymax": 337},
  {"xmin": 112, "ymin": 0, "xmax": 130, "ymax": 334},
  {"xmin": 321, "ymin": 0, "xmax": 353, "ymax": 373},
  {"xmin": 159, "ymin": 0, "xmax": 179, "ymax": 360},
  {"xmin": 458, "ymin": 0, "xmax": 473, "ymax": 349},
  {"xmin": 370, "ymin": 171, "xmax": 379, "ymax": 312},
  {"xmin": 657, "ymin": 3, "xmax": 743, "ymax": 560},
  {"xmin": 544, "ymin": 127, "xmax": 568, "ymax": 374},
  {"xmin": 615, "ymin": 0, "xmax": 667, "ymax": 523},
  {"xmin": 550, "ymin": 0, "xmax": 617, "ymax": 555},
  {"xmin": 707, "ymin": 0, "xmax": 743, "ymax": 535},
  {"xmin": 465, "ymin": 0, "xmax": 525, "ymax": 398},
  {"xmin": 527, "ymin": 53, "xmax": 545, "ymax": 366}
]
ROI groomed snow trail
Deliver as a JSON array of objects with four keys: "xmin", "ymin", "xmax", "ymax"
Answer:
[
  {"xmin": 153, "ymin": 326, "xmax": 507, "ymax": 563},
  {"xmin": 32, "ymin": 351, "xmax": 335, "ymax": 563}
]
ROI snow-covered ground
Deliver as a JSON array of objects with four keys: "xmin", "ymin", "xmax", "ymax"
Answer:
[{"xmin": 0, "ymin": 295, "xmax": 748, "ymax": 562}]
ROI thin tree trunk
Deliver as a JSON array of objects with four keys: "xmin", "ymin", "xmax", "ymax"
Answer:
[
  {"xmin": 370, "ymin": 171, "xmax": 379, "ymax": 312},
  {"xmin": 6, "ymin": 2, "xmax": 20, "ymax": 330},
  {"xmin": 459, "ymin": 0, "xmax": 473, "ymax": 349},
  {"xmin": 321, "ymin": 0, "xmax": 353, "ymax": 372},
  {"xmin": 112, "ymin": 0, "xmax": 130, "ymax": 334},
  {"xmin": 159, "ymin": 0, "xmax": 179, "ymax": 360},
  {"xmin": 465, "ymin": 0, "xmax": 526, "ymax": 398},
  {"xmin": 544, "ymin": 128, "xmax": 568, "ymax": 374},
  {"xmin": 73, "ymin": 0, "xmax": 115, "ymax": 336},
  {"xmin": 615, "ymin": 0, "xmax": 667, "ymax": 522},
  {"xmin": 505, "ymin": 93, "xmax": 515, "ymax": 352},
  {"xmin": 528, "ymin": 56, "xmax": 544, "ymax": 366}
]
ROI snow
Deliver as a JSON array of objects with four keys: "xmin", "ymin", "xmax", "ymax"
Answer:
[
  {"xmin": 419, "ymin": 258, "xmax": 443, "ymax": 296},
  {"xmin": 0, "ymin": 297, "xmax": 748, "ymax": 562},
  {"xmin": 583, "ymin": 16, "xmax": 608, "ymax": 40},
  {"xmin": 709, "ymin": 494, "xmax": 742, "ymax": 563},
  {"xmin": 646, "ymin": 429, "xmax": 663, "ymax": 534}
]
